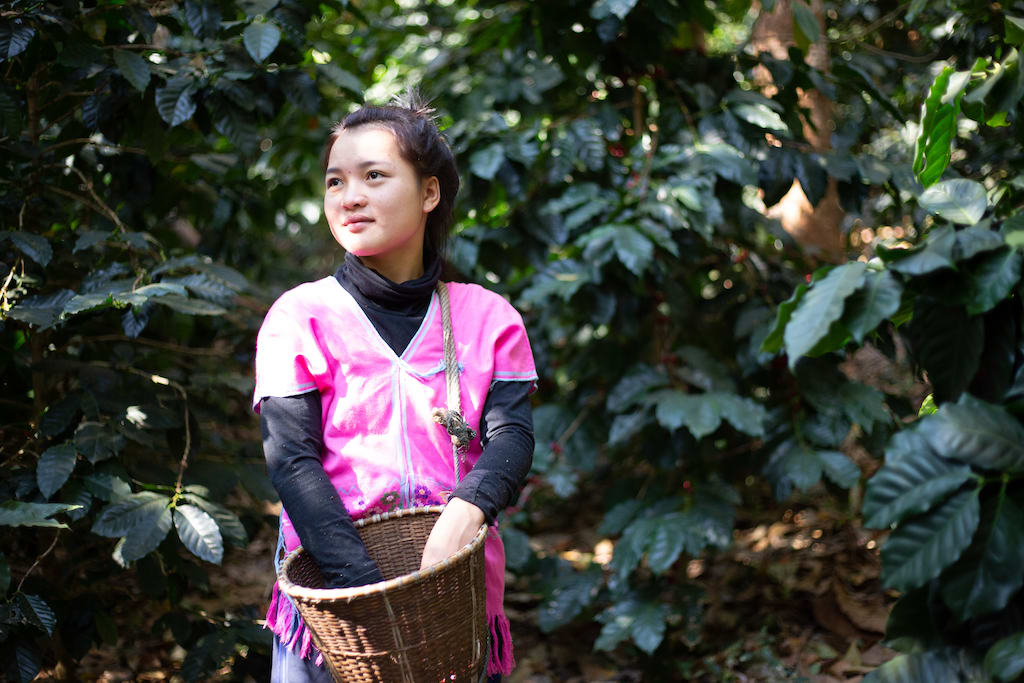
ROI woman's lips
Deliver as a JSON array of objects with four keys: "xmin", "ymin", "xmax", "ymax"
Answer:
[{"xmin": 343, "ymin": 215, "xmax": 373, "ymax": 231}]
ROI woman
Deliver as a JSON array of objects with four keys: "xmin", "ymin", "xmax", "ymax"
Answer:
[{"xmin": 254, "ymin": 95, "xmax": 537, "ymax": 682}]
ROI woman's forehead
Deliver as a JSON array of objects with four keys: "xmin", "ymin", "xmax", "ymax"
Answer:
[{"xmin": 328, "ymin": 126, "xmax": 401, "ymax": 164}]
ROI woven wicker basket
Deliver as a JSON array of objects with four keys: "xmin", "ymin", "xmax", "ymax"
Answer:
[{"xmin": 277, "ymin": 505, "xmax": 489, "ymax": 682}]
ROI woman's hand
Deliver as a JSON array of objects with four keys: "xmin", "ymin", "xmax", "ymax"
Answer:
[{"xmin": 419, "ymin": 497, "xmax": 485, "ymax": 570}]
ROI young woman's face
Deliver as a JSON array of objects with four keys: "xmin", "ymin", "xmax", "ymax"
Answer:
[{"xmin": 323, "ymin": 126, "xmax": 439, "ymax": 278}]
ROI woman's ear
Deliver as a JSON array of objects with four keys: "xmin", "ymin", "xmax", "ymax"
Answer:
[{"xmin": 422, "ymin": 176, "xmax": 441, "ymax": 213}]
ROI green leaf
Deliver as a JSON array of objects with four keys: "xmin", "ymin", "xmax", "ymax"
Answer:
[
  {"xmin": 763, "ymin": 439, "xmax": 823, "ymax": 499},
  {"xmin": 112, "ymin": 499, "xmax": 173, "ymax": 566},
  {"xmin": 918, "ymin": 179, "xmax": 988, "ymax": 225},
  {"xmin": 10, "ymin": 640, "xmax": 41, "ymax": 683},
  {"xmin": 606, "ymin": 365, "xmax": 667, "ymax": 412},
  {"xmin": 647, "ymin": 515, "xmax": 686, "ymax": 574},
  {"xmin": 174, "ymin": 504, "xmax": 224, "ymax": 565},
  {"xmin": 91, "ymin": 492, "xmax": 167, "ymax": 538},
  {"xmin": 882, "ymin": 488, "xmax": 980, "ymax": 592},
  {"xmin": 792, "ymin": 1, "xmax": 820, "ymax": 49},
  {"xmin": 184, "ymin": 0, "xmax": 221, "ymax": 39},
  {"xmin": 590, "ymin": 0, "xmax": 638, "ymax": 20},
  {"xmin": 153, "ymin": 293, "xmax": 227, "ymax": 315},
  {"xmin": 155, "ymin": 75, "xmax": 197, "ymax": 127},
  {"xmin": 537, "ymin": 566, "xmax": 602, "ymax": 632},
  {"xmin": 783, "ymin": 262, "xmax": 867, "ymax": 366},
  {"xmin": 1006, "ymin": 16, "xmax": 1024, "ymax": 45},
  {"xmin": 16, "ymin": 594, "xmax": 56, "ymax": 635},
  {"xmin": 985, "ymin": 632, "xmax": 1024, "ymax": 681},
  {"xmin": 239, "ymin": 0, "xmax": 278, "ymax": 15},
  {"xmin": 942, "ymin": 493, "xmax": 1024, "ymax": 621},
  {"xmin": 965, "ymin": 247, "xmax": 1022, "ymax": 315},
  {"xmin": 501, "ymin": 526, "xmax": 531, "ymax": 570},
  {"xmin": 761, "ymin": 281, "xmax": 809, "ymax": 353},
  {"xmin": 74, "ymin": 422, "xmax": 124, "ymax": 464},
  {"xmin": 0, "ymin": 501, "xmax": 80, "ymax": 528},
  {"xmin": 913, "ymin": 66, "xmax": 968, "ymax": 187},
  {"xmin": 612, "ymin": 225, "xmax": 654, "ymax": 276},
  {"xmin": 8, "ymin": 231, "xmax": 52, "ymax": 266},
  {"xmin": 8, "ymin": 289, "xmax": 75, "ymax": 328},
  {"xmin": 183, "ymin": 495, "xmax": 248, "ymax": 548},
  {"xmin": 863, "ymin": 447, "xmax": 971, "ymax": 529},
  {"xmin": 731, "ymin": 103, "xmax": 789, "ymax": 133},
  {"xmin": 907, "ymin": 298, "xmax": 983, "ymax": 404},
  {"xmin": 924, "ymin": 394, "xmax": 1024, "ymax": 471},
  {"xmin": 953, "ymin": 224, "xmax": 1005, "ymax": 261},
  {"xmin": 863, "ymin": 649, "xmax": 965, "ymax": 683},
  {"xmin": 599, "ymin": 499, "xmax": 644, "ymax": 535},
  {"xmin": 63, "ymin": 481, "xmax": 92, "ymax": 521},
  {"xmin": 319, "ymin": 63, "xmax": 363, "ymax": 95},
  {"xmin": 469, "ymin": 143, "xmax": 505, "ymax": 180},
  {"xmin": 818, "ymin": 451, "xmax": 861, "ymax": 488},
  {"xmin": 0, "ymin": 21, "xmax": 35, "ymax": 61},
  {"xmin": 83, "ymin": 472, "xmax": 131, "ymax": 502},
  {"xmin": 651, "ymin": 390, "xmax": 715, "ymax": 438},
  {"xmin": 880, "ymin": 225, "xmax": 956, "ymax": 276},
  {"xmin": 36, "ymin": 443, "xmax": 77, "ymax": 500},
  {"xmin": 113, "ymin": 49, "xmax": 150, "ymax": 92},
  {"xmin": 608, "ymin": 411, "xmax": 648, "ymax": 446},
  {"xmin": 243, "ymin": 22, "xmax": 280, "ymax": 63},
  {"xmin": 631, "ymin": 602, "xmax": 668, "ymax": 654},
  {"xmin": 841, "ymin": 270, "xmax": 903, "ymax": 343}
]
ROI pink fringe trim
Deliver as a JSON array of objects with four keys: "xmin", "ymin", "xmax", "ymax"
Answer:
[
  {"xmin": 487, "ymin": 612, "xmax": 515, "ymax": 676},
  {"xmin": 265, "ymin": 582, "xmax": 323, "ymax": 666}
]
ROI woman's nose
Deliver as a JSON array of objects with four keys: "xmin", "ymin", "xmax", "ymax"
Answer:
[{"xmin": 341, "ymin": 185, "xmax": 366, "ymax": 209}]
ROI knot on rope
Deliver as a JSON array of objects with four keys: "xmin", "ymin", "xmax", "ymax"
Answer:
[{"xmin": 431, "ymin": 407, "xmax": 476, "ymax": 453}]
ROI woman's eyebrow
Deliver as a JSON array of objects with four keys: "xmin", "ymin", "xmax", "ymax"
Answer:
[{"xmin": 325, "ymin": 160, "xmax": 393, "ymax": 174}]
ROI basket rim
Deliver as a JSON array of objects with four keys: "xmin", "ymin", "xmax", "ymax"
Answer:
[{"xmin": 276, "ymin": 505, "xmax": 488, "ymax": 602}]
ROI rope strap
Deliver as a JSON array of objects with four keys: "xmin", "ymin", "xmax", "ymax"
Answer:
[{"xmin": 432, "ymin": 282, "xmax": 476, "ymax": 482}]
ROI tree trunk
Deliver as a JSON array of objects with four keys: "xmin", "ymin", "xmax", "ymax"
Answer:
[{"xmin": 753, "ymin": 0, "xmax": 843, "ymax": 260}]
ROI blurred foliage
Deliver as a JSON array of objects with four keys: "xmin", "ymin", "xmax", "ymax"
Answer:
[{"xmin": 1, "ymin": 0, "xmax": 1023, "ymax": 679}]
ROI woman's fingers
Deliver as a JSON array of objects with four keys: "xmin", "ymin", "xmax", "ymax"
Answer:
[{"xmin": 419, "ymin": 498, "xmax": 485, "ymax": 570}]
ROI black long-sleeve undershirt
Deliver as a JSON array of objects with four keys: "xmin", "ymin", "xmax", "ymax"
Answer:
[{"xmin": 260, "ymin": 253, "xmax": 534, "ymax": 589}]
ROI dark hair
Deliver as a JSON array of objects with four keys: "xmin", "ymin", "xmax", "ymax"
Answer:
[{"xmin": 322, "ymin": 93, "xmax": 460, "ymax": 257}]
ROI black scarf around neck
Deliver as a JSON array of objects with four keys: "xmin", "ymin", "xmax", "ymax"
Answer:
[{"xmin": 335, "ymin": 250, "xmax": 440, "ymax": 316}]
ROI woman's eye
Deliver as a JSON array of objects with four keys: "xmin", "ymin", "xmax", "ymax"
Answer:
[
  {"xmin": 327, "ymin": 177, "xmax": 340, "ymax": 188},
  {"xmin": 367, "ymin": 171, "xmax": 381, "ymax": 180}
]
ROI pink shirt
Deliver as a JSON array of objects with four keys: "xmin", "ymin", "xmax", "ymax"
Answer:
[{"xmin": 254, "ymin": 276, "xmax": 537, "ymax": 674}]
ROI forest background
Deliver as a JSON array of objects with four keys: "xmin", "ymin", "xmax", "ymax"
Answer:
[{"xmin": 3, "ymin": 0, "xmax": 1024, "ymax": 681}]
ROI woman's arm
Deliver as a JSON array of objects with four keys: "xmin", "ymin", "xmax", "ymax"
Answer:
[
  {"xmin": 261, "ymin": 394, "xmax": 384, "ymax": 588},
  {"xmin": 420, "ymin": 380, "xmax": 534, "ymax": 569}
]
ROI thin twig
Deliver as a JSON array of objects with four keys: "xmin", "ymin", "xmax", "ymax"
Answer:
[
  {"xmin": 66, "ymin": 165, "xmax": 126, "ymax": 232},
  {"xmin": 554, "ymin": 393, "xmax": 603, "ymax": 449},
  {"xmin": 44, "ymin": 185, "xmax": 117, "ymax": 228},
  {"xmin": 16, "ymin": 531, "xmax": 60, "ymax": 594}
]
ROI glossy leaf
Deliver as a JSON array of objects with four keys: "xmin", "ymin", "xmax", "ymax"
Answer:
[
  {"xmin": 783, "ymin": 262, "xmax": 867, "ymax": 366},
  {"xmin": 74, "ymin": 422, "xmax": 123, "ymax": 464},
  {"xmin": 941, "ymin": 492, "xmax": 1024, "ymax": 620},
  {"xmin": 965, "ymin": 247, "xmax": 1022, "ymax": 315},
  {"xmin": 818, "ymin": 451, "xmax": 861, "ymax": 488},
  {"xmin": 83, "ymin": 472, "xmax": 131, "ymax": 502},
  {"xmin": 91, "ymin": 492, "xmax": 168, "ymax": 538},
  {"xmin": 590, "ymin": 0, "xmax": 638, "ymax": 20},
  {"xmin": 918, "ymin": 179, "xmax": 988, "ymax": 225},
  {"xmin": 112, "ymin": 49, "xmax": 150, "ymax": 92},
  {"xmin": 183, "ymin": 495, "xmax": 248, "ymax": 548},
  {"xmin": 913, "ymin": 66, "xmax": 968, "ymax": 187},
  {"xmin": 761, "ymin": 281, "xmax": 809, "ymax": 353},
  {"xmin": 10, "ymin": 640, "xmax": 41, "ymax": 683},
  {"xmin": 36, "ymin": 442, "xmax": 77, "ymax": 500},
  {"xmin": 174, "ymin": 504, "xmax": 224, "ymax": 564},
  {"xmin": 953, "ymin": 224, "xmax": 1005, "ymax": 261},
  {"xmin": 863, "ymin": 649, "xmax": 966, "ymax": 683},
  {"xmin": 469, "ymin": 143, "xmax": 505, "ymax": 180},
  {"xmin": 537, "ymin": 566, "xmax": 602, "ymax": 632},
  {"xmin": 0, "ymin": 501, "xmax": 79, "ymax": 528},
  {"xmin": 155, "ymin": 75, "xmax": 197, "ymax": 127},
  {"xmin": 882, "ymin": 488, "xmax": 980, "ymax": 592},
  {"xmin": 907, "ymin": 299, "xmax": 983, "ymax": 404},
  {"xmin": 880, "ymin": 225, "xmax": 956, "ymax": 275},
  {"xmin": 243, "ymin": 22, "xmax": 280, "ymax": 62},
  {"xmin": 924, "ymin": 394, "xmax": 1024, "ymax": 472},
  {"xmin": 862, "ymin": 448, "xmax": 971, "ymax": 529},
  {"xmin": 841, "ymin": 269, "xmax": 903, "ymax": 343},
  {"xmin": 113, "ymin": 500, "xmax": 173, "ymax": 566},
  {"xmin": 984, "ymin": 632, "xmax": 1024, "ymax": 681},
  {"xmin": 17, "ymin": 594, "xmax": 56, "ymax": 635},
  {"xmin": 8, "ymin": 230, "xmax": 52, "ymax": 266}
]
